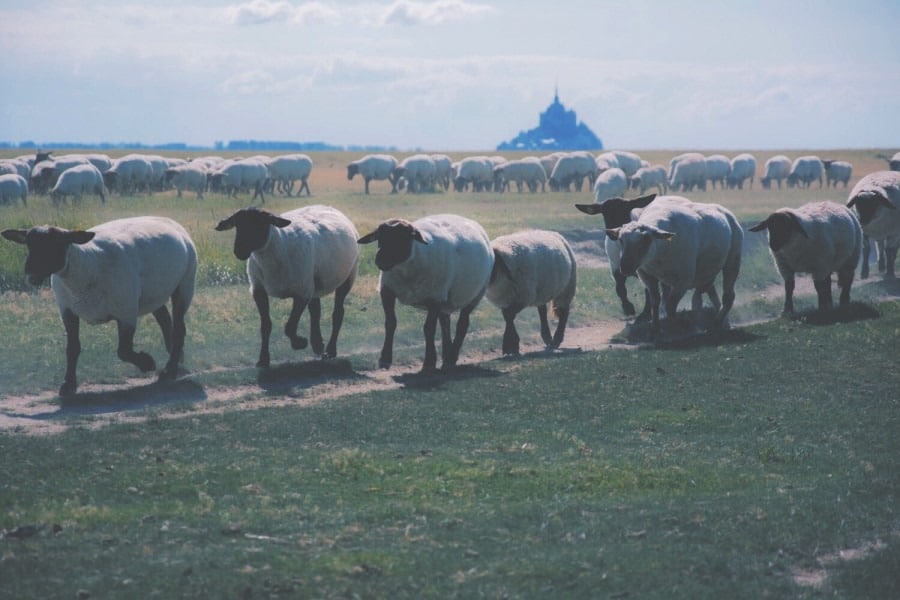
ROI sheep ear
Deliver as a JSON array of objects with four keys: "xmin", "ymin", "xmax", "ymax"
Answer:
[
  {"xmin": 68, "ymin": 231, "xmax": 95, "ymax": 245},
  {"xmin": 269, "ymin": 215, "xmax": 292, "ymax": 228},
  {"xmin": 653, "ymin": 229, "xmax": 676, "ymax": 241},
  {"xmin": 357, "ymin": 229, "xmax": 379, "ymax": 244},
  {"xmin": 412, "ymin": 228, "xmax": 427, "ymax": 245},
  {"xmin": 786, "ymin": 212, "xmax": 809, "ymax": 238},
  {"xmin": 605, "ymin": 227, "xmax": 622, "ymax": 241},
  {"xmin": 632, "ymin": 193, "xmax": 656, "ymax": 208},
  {"xmin": 748, "ymin": 217, "xmax": 771, "ymax": 232},
  {"xmin": 575, "ymin": 203, "xmax": 603, "ymax": 215},
  {"xmin": 1, "ymin": 229, "xmax": 28, "ymax": 244},
  {"xmin": 215, "ymin": 216, "xmax": 236, "ymax": 231}
]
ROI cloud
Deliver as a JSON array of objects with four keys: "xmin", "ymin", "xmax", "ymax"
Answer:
[
  {"xmin": 225, "ymin": 0, "xmax": 341, "ymax": 26},
  {"xmin": 379, "ymin": 1, "xmax": 497, "ymax": 26}
]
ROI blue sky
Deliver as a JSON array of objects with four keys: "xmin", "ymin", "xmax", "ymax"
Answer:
[{"xmin": 1, "ymin": 0, "xmax": 898, "ymax": 151}]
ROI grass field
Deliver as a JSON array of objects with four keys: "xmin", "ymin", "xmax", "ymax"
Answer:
[{"xmin": 1, "ymin": 148, "xmax": 898, "ymax": 597}]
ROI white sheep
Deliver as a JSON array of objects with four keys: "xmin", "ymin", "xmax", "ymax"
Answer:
[
  {"xmin": 347, "ymin": 154, "xmax": 400, "ymax": 194},
  {"xmin": 394, "ymin": 154, "xmax": 437, "ymax": 194},
  {"xmin": 592, "ymin": 168, "xmax": 629, "ymax": 203},
  {"xmin": 549, "ymin": 151, "xmax": 598, "ymax": 192},
  {"xmin": 493, "ymin": 158, "xmax": 546, "ymax": 193},
  {"xmin": 749, "ymin": 201, "xmax": 861, "ymax": 314},
  {"xmin": 846, "ymin": 170, "xmax": 900, "ymax": 279},
  {"xmin": 704, "ymin": 155, "xmax": 732, "ymax": 189},
  {"xmin": 540, "ymin": 152, "xmax": 566, "ymax": 180},
  {"xmin": 210, "ymin": 158, "xmax": 269, "ymax": 201},
  {"xmin": 727, "ymin": 153, "xmax": 757, "ymax": 189},
  {"xmin": 454, "ymin": 156, "xmax": 494, "ymax": 192},
  {"xmin": 485, "ymin": 230, "xmax": 577, "ymax": 355},
  {"xmin": 629, "ymin": 165, "xmax": 668, "ymax": 195},
  {"xmin": 787, "ymin": 155, "xmax": 824, "ymax": 189},
  {"xmin": 104, "ymin": 154, "xmax": 154, "ymax": 194},
  {"xmin": 823, "ymin": 160, "xmax": 852, "ymax": 188},
  {"xmin": 594, "ymin": 152, "xmax": 620, "ymax": 174},
  {"xmin": 431, "ymin": 154, "xmax": 453, "ymax": 191},
  {"xmin": 2, "ymin": 216, "xmax": 197, "ymax": 396},
  {"xmin": 165, "ymin": 163, "xmax": 208, "ymax": 199},
  {"xmin": 267, "ymin": 154, "xmax": 313, "ymax": 196},
  {"xmin": 875, "ymin": 151, "xmax": 900, "ymax": 171},
  {"xmin": 0, "ymin": 158, "xmax": 32, "ymax": 180},
  {"xmin": 608, "ymin": 151, "xmax": 643, "ymax": 177},
  {"xmin": 605, "ymin": 198, "xmax": 743, "ymax": 337},
  {"xmin": 215, "ymin": 205, "xmax": 359, "ymax": 367},
  {"xmin": 668, "ymin": 153, "xmax": 707, "ymax": 192},
  {"xmin": 49, "ymin": 163, "xmax": 107, "ymax": 205},
  {"xmin": 760, "ymin": 155, "xmax": 792, "ymax": 189},
  {"xmin": 358, "ymin": 214, "xmax": 494, "ymax": 372},
  {"xmin": 29, "ymin": 155, "xmax": 91, "ymax": 194},
  {"xmin": 0, "ymin": 174, "xmax": 28, "ymax": 206}
]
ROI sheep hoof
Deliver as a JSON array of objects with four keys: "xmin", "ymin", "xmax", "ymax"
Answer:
[
  {"xmin": 378, "ymin": 359, "xmax": 392, "ymax": 370},
  {"xmin": 134, "ymin": 353, "xmax": 156, "ymax": 372},
  {"xmin": 623, "ymin": 303, "xmax": 636, "ymax": 317},
  {"xmin": 291, "ymin": 336, "xmax": 308, "ymax": 350},
  {"xmin": 256, "ymin": 358, "xmax": 270, "ymax": 369},
  {"xmin": 59, "ymin": 381, "xmax": 77, "ymax": 397}
]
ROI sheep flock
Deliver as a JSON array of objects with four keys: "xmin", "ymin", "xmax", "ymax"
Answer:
[{"xmin": 1, "ymin": 147, "xmax": 897, "ymax": 393}]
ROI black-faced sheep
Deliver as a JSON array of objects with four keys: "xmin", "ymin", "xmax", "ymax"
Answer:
[
  {"xmin": 846, "ymin": 170, "xmax": 900, "ymax": 279},
  {"xmin": 358, "ymin": 214, "xmax": 493, "ymax": 372},
  {"xmin": 347, "ymin": 154, "xmax": 400, "ymax": 194},
  {"xmin": 2, "ymin": 217, "xmax": 197, "ymax": 396},
  {"xmin": 215, "ymin": 205, "xmax": 359, "ymax": 367}
]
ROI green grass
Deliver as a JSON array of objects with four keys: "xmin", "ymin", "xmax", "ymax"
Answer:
[{"xmin": 1, "ymin": 303, "xmax": 898, "ymax": 598}]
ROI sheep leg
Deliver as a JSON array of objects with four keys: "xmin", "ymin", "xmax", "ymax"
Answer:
[
  {"xmin": 161, "ymin": 292, "xmax": 189, "ymax": 380},
  {"xmin": 323, "ymin": 275, "xmax": 353, "ymax": 359},
  {"xmin": 285, "ymin": 296, "xmax": 311, "ymax": 351},
  {"xmin": 446, "ymin": 298, "xmax": 479, "ymax": 370},
  {"xmin": 814, "ymin": 277, "xmax": 833, "ymax": 311},
  {"xmin": 782, "ymin": 275, "xmax": 796, "ymax": 316},
  {"xmin": 439, "ymin": 313, "xmax": 454, "ymax": 369},
  {"xmin": 378, "ymin": 287, "xmax": 397, "ymax": 369},
  {"xmin": 837, "ymin": 266, "xmax": 854, "ymax": 308},
  {"xmin": 364, "ymin": 177, "xmax": 371, "ymax": 195},
  {"xmin": 253, "ymin": 287, "xmax": 273, "ymax": 368},
  {"xmin": 116, "ymin": 320, "xmax": 156, "ymax": 373},
  {"xmin": 300, "ymin": 179, "xmax": 311, "ymax": 196},
  {"xmin": 537, "ymin": 304, "xmax": 554, "ymax": 347},
  {"xmin": 422, "ymin": 308, "xmax": 440, "ymax": 373},
  {"xmin": 60, "ymin": 309, "xmax": 81, "ymax": 397},
  {"xmin": 613, "ymin": 270, "xmax": 637, "ymax": 316},
  {"xmin": 550, "ymin": 305, "xmax": 569, "ymax": 349},
  {"xmin": 885, "ymin": 242, "xmax": 897, "ymax": 278},
  {"xmin": 152, "ymin": 306, "xmax": 174, "ymax": 353},
  {"xmin": 646, "ymin": 279, "xmax": 662, "ymax": 338},
  {"xmin": 500, "ymin": 305, "xmax": 523, "ymax": 356},
  {"xmin": 861, "ymin": 235, "xmax": 871, "ymax": 279}
]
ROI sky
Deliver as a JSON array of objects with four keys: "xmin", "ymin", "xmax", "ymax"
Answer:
[{"xmin": 1, "ymin": 0, "xmax": 898, "ymax": 151}]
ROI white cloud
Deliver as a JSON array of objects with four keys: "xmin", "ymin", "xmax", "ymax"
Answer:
[
  {"xmin": 379, "ymin": 0, "xmax": 496, "ymax": 26},
  {"xmin": 225, "ymin": 0, "xmax": 341, "ymax": 26}
]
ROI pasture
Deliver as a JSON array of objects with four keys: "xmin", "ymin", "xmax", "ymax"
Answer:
[{"xmin": 1, "ymin": 148, "xmax": 898, "ymax": 598}]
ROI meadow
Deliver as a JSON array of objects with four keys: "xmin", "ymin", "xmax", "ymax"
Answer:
[{"xmin": 0, "ymin": 148, "xmax": 898, "ymax": 598}]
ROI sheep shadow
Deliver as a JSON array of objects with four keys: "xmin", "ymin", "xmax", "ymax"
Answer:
[
  {"xmin": 392, "ymin": 364, "xmax": 502, "ymax": 391},
  {"xmin": 612, "ymin": 308, "xmax": 765, "ymax": 350},
  {"xmin": 790, "ymin": 302, "xmax": 881, "ymax": 327},
  {"xmin": 256, "ymin": 358, "xmax": 363, "ymax": 394}
]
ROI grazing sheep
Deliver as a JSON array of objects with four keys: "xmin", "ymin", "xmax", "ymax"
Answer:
[
  {"xmin": 608, "ymin": 151, "xmax": 643, "ymax": 177},
  {"xmin": 215, "ymin": 205, "xmax": 359, "ymax": 367},
  {"xmin": 49, "ymin": 163, "xmax": 106, "ymax": 205},
  {"xmin": 594, "ymin": 152, "xmax": 620, "ymax": 174},
  {"xmin": 846, "ymin": 170, "xmax": 900, "ymax": 279},
  {"xmin": 358, "ymin": 214, "xmax": 493, "ymax": 372},
  {"xmin": 540, "ymin": 152, "xmax": 566, "ymax": 180},
  {"xmin": 668, "ymin": 153, "xmax": 707, "ymax": 192},
  {"xmin": 485, "ymin": 230, "xmax": 576, "ymax": 355},
  {"xmin": 592, "ymin": 168, "xmax": 629, "ymax": 203},
  {"xmin": 347, "ymin": 154, "xmax": 400, "ymax": 194},
  {"xmin": 875, "ymin": 151, "xmax": 900, "ymax": 171},
  {"xmin": 549, "ymin": 151, "xmax": 598, "ymax": 192},
  {"xmin": 704, "ymin": 155, "xmax": 732, "ymax": 189},
  {"xmin": 210, "ymin": 158, "xmax": 269, "ymax": 201},
  {"xmin": 165, "ymin": 163, "xmax": 208, "ymax": 199},
  {"xmin": 727, "ymin": 153, "xmax": 757, "ymax": 189},
  {"xmin": 749, "ymin": 202, "xmax": 861, "ymax": 315},
  {"xmin": 493, "ymin": 157, "xmax": 547, "ymax": 193},
  {"xmin": 0, "ymin": 158, "xmax": 32, "ymax": 181},
  {"xmin": 267, "ymin": 154, "xmax": 313, "ymax": 196},
  {"xmin": 787, "ymin": 155, "xmax": 824, "ymax": 189},
  {"xmin": 630, "ymin": 165, "xmax": 668, "ymax": 195},
  {"xmin": 823, "ymin": 160, "xmax": 852, "ymax": 188},
  {"xmin": 30, "ymin": 155, "xmax": 92, "ymax": 195},
  {"xmin": 605, "ymin": 198, "xmax": 743, "ymax": 337},
  {"xmin": 1, "ymin": 217, "xmax": 197, "ymax": 396},
  {"xmin": 454, "ymin": 156, "xmax": 495, "ymax": 192},
  {"xmin": 0, "ymin": 174, "xmax": 28, "ymax": 206},
  {"xmin": 431, "ymin": 154, "xmax": 453, "ymax": 191},
  {"xmin": 104, "ymin": 154, "xmax": 154, "ymax": 195},
  {"xmin": 394, "ymin": 154, "xmax": 437, "ymax": 194},
  {"xmin": 760, "ymin": 155, "xmax": 792, "ymax": 189}
]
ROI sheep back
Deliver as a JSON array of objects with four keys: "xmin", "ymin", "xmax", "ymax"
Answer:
[{"xmin": 486, "ymin": 230, "xmax": 576, "ymax": 312}]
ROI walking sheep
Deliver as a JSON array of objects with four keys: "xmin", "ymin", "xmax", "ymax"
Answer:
[
  {"xmin": 629, "ymin": 166, "xmax": 668, "ymax": 195},
  {"xmin": 823, "ymin": 160, "xmax": 852, "ymax": 188},
  {"xmin": 347, "ymin": 154, "xmax": 399, "ymax": 194},
  {"xmin": 215, "ymin": 205, "xmax": 359, "ymax": 367},
  {"xmin": 760, "ymin": 155, "xmax": 792, "ymax": 189},
  {"xmin": 2, "ymin": 217, "xmax": 197, "ymax": 396},
  {"xmin": 787, "ymin": 156, "xmax": 824, "ymax": 189},
  {"xmin": 846, "ymin": 170, "xmax": 900, "ymax": 279},
  {"xmin": 604, "ymin": 198, "xmax": 743, "ymax": 338},
  {"xmin": 485, "ymin": 230, "xmax": 577, "ymax": 355},
  {"xmin": 726, "ymin": 153, "xmax": 757, "ymax": 189},
  {"xmin": 749, "ymin": 202, "xmax": 862, "ymax": 314},
  {"xmin": 358, "ymin": 214, "xmax": 493, "ymax": 372},
  {"xmin": 267, "ymin": 154, "xmax": 313, "ymax": 196},
  {"xmin": 592, "ymin": 168, "xmax": 629, "ymax": 203},
  {"xmin": 0, "ymin": 173, "xmax": 28, "ymax": 206},
  {"xmin": 49, "ymin": 163, "xmax": 107, "ymax": 205}
]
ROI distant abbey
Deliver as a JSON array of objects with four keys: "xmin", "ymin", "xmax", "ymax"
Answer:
[{"xmin": 497, "ymin": 90, "xmax": 603, "ymax": 152}]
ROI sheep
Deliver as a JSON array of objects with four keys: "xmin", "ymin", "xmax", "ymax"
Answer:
[
  {"xmin": 760, "ymin": 155, "xmax": 792, "ymax": 189},
  {"xmin": 592, "ymin": 168, "xmax": 629, "ymax": 203},
  {"xmin": 608, "ymin": 151, "xmax": 643, "ymax": 177},
  {"xmin": 594, "ymin": 152, "xmax": 620, "ymax": 174},
  {"xmin": 215, "ymin": 205, "xmax": 359, "ymax": 367},
  {"xmin": 165, "ymin": 163, "xmax": 208, "ymax": 199},
  {"xmin": 540, "ymin": 152, "xmax": 566, "ymax": 180},
  {"xmin": 604, "ymin": 198, "xmax": 743, "ymax": 337},
  {"xmin": 394, "ymin": 154, "xmax": 437, "ymax": 194},
  {"xmin": 749, "ymin": 201, "xmax": 862, "ymax": 315},
  {"xmin": 347, "ymin": 154, "xmax": 400, "ymax": 194},
  {"xmin": 823, "ymin": 160, "xmax": 852, "ymax": 188},
  {"xmin": 0, "ymin": 174, "xmax": 28, "ymax": 206},
  {"xmin": 454, "ymin": 156, "xmax": 494, "ymax": 192},
  {"xmin": 704, "ymin": 155, "xmax": 731, "ymax": 189},
  {"xmin": 668, "ymin": 153, "xmax": 707, "ymax": 192},
  {"xmin": 493, "ymin": 157, "xmax": 547, "ymax": 193},
  {"xmin": 846, "ymin": 170, "xmax": 900, "ymax": 279},
  {"xmin": 104, "ymin": 154, "xmax": 154, "ymax": 195},
  {"xmin": 357, "ymin": 214, "xmax": 494, "ymax": 372},
  {"xmin": 49, "ymin": 163, "xmax": 106, "ymax": 205},
  {"xmin": 29, "ymin": 155, "xmax": 91, "ymax": 195},
  {"xmin": 267, "ymin": 154, "xmax": 313, "ymax": 196},
  {"xmin": 0, "ymin": 158, "xmax": 32, "ymax": 181},
  {"xmin": 787, "ymin": 155, "xmax": 824, "ymax": 189},
  {"xmin": 875, "ymin": 151, "xmax": 900, "ymax": 171},
  {"xmin": 726, "ymin": 153, "xmax": 757, "ymax": 189},
  {"xmin": 549, "ymin": 151, "xmax": 598, "ymax": 191},
  {"xmin": 1, "ymin": 216, "xmax": 197, "ymax": 396},
  {"xmin": 431, "ymin": 154, "xmax": 453, "ymax": 191},
  {"xmin": 210, "ymin": 158, "xmax": 269, "ymax": 201},
  {"xmin": 629, "ymin": 165, "xmax": 668, "ymax": 195},
  {"xmin": 485, "ymin": 230, "xmax": 577, "ymax": 355}
]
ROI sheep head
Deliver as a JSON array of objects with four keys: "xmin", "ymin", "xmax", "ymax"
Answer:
[
  {"xmin": 575, "ymin": 193, "xmax": 656, "ymax": 229},
  {"xmin": 847, "ymin": 190, "xmax": 896, "ymax": 226},
  {"xmin": 1, "ymin": 226, "xmax": 95, "ymax": 285},
  {"xmin": 605, "ymin": 223, "xmax": 674, "ymax": 277},
  {"xmin": 357, "ymin": 219, "xmax": 427, "ymax": 271},
  {"xmin": 215, "ymin": 207, "xmax": 291, "ymax": 260},
  {"xmin": 749, "ymin": 210, "xmax": 809, "ymax": 252}
]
